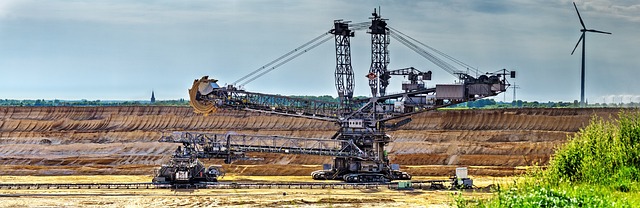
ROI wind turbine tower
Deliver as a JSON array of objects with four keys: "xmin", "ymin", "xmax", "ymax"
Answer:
[{"xmin": 571, "ymin": 2, "xmax": 611, "ymax": 107}]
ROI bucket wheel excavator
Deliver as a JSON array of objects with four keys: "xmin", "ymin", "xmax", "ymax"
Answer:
[
  {"xmin": 189, "ymin": 76, "xmax": 220, "ymax": 115},
  {"xmin": 164, "ymin": 9, "xmax": 514, "ymax": 183}
]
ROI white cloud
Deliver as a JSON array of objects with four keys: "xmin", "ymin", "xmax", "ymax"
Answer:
[
  {"xmin": 2, "ymin": 0, "xmax": 245, "ymax": 24},
  {"xmin": 575, "ymin": 0, "xmax": 640, "ymax": 22},
  {"xmin": 1, "ymin": 0, "xmax": 354, "ymax": 26},
  {"xmin": 0, "ymin": 0, "xmax": 637, "ymax": 101},
  {"xmin": 0, "ymin": 0, "xmax": 20, "ymax": 17}
]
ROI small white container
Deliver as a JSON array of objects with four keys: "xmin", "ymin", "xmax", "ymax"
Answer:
[{"xmin": 456, "ymin": 167, "xmax": 468, "ymax": 179}]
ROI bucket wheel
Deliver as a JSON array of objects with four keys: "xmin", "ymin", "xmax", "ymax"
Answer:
[{"xmin": 189, "ymin": 76, "xmax": 220, "ymax": 116}]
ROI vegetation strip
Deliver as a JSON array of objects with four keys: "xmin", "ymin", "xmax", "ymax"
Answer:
[{"xmin": 456, "ymin": 110, "xmax": 640, "ymax": 208}]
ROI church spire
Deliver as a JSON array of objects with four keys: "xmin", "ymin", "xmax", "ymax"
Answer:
[{"xmin": 151, "ymin": 91, "xmax": 156, "ymax": 103}]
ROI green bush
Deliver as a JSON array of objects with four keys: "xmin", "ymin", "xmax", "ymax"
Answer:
[
  {"xmin": 486, "ymin": 185, "xmax": 619, "ymax": 208},
  {"xmin": 546, "ymin": 111, "xmax": 640, "ymax": 187},
  {"xmin": 460, "ymin": 110, "xmax": 640, "ymax": 207}
]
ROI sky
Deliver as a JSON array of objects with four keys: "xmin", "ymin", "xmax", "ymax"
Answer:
[{"xmin": 0, "ymin": 0, "xmax": 638, "ymax": 103}]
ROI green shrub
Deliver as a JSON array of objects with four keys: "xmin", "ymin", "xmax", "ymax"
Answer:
[
  {"xmin": 459, "ymin": 110, "xmax": 640, "ymax": 207},
  {"xmin": 546, "ymin": 111, "xmax": 640, "ymax": 186},
  {"xmin": 487, "ymin": 185, "xmax": 618, "ymax": 208}
]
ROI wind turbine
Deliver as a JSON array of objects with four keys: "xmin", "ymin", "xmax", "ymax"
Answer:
[{"xmin": 571, "ymin": 2, "xmax": 611, "ymax": 107}]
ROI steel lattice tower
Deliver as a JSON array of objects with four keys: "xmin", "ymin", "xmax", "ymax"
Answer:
[
  {"xmin": 368, "ymin": 10, "xmax": 389, "ymax": 97},
  {"xmin": 331, "ymin": 20, "xmax": 355, "ymax": 115}
]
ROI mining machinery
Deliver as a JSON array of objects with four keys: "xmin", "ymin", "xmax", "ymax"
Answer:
[
  {"xmin": 165, "ymin": 9, "xmax": 514, "ymax": 183},
  {"xmin": 153, "ymin": 142, "xmax": 224, "ymax": 184}
]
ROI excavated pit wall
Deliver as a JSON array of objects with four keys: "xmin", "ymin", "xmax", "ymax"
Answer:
[{"xmin": 0, "ymin": 106, "xmax": 623, "ymax": 176}]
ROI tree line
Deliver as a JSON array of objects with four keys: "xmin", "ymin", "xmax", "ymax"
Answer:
[{"xmin": 0, "ymin": 99, "xmax": 189, "ymax": 107}]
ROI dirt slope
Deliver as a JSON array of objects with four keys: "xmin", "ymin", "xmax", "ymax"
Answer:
[{"xmin": 0, "ymin": 106, "xmax": 624, "ymax": 176}]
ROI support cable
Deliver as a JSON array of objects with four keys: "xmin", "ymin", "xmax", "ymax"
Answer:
[
  {"xmin": 390, "ymin": 32, "xmax": 459, "ymax": 76},
  {"xmin": 239, "ymin": 35, "xmax": 333, "ymax": 87},
  {"xmin": 233, "ymin": 22, "xmax": 368, "ymax": 87},
  {"xmin": 389, "ymin": 27, "xmax": 481, "ymax": 76},
  {"xmin": 233, "ymin": 32, "xmax": 332, "ymax": 86}
]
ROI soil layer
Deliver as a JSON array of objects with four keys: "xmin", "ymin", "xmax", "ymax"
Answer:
[{"xmin": 0, "ymin": 106, "xmax": 623, "ymax": 176}]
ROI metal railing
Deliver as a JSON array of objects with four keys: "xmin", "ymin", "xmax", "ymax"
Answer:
[{"xmin": 161, "ymin": 132, "xmax": 366, "ymax": 158}]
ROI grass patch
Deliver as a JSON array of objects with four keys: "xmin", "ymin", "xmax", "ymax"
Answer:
[{"xmin": 456, "ymin": 110, "xmax": 640, "ymax": 207}]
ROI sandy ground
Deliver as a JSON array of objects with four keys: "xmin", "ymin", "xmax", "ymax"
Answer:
[{"xmin": 0, "ymin": 175, "xmax": 505, "ymax": 208}]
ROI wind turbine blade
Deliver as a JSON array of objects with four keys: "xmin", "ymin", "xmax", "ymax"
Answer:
[
  {"xmin": 573, "ymin": 2, "xmax": 586, "ymax": 29},
  {"xmin": 586, "ymin": 29, "xmax": 612, "ymax": 34},
  {"xmin": 571, "ymin": 33, "xmax": 584, "ymax": 55}
]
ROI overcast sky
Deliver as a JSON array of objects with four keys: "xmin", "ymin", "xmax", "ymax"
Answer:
[{"xmin": 1, "ymin": 0, "xmax": 638, "ymax": 103}]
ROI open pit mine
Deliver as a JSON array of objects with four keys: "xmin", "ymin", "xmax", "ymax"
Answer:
[{"xmin": 0, "ymin": 106, "xmax": 621, "ymax": 177}]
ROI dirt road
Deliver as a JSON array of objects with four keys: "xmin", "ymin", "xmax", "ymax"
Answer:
[{"xmin": 0, "ymin": 175, "xmax": 503, "ymax": 208}]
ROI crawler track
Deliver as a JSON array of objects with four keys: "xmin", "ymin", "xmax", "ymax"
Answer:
[{"xmin": 0, "ymin": 180, "xmax": 453, "ymax": 190}]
